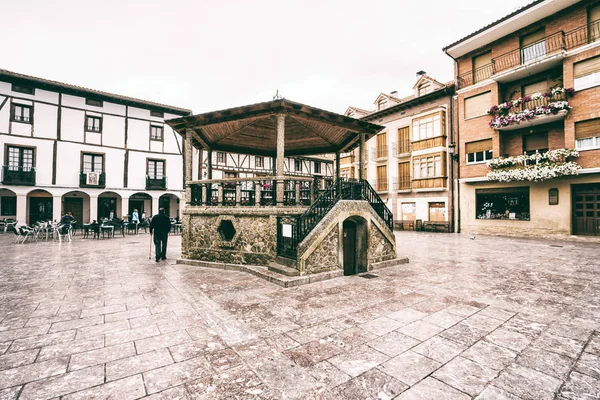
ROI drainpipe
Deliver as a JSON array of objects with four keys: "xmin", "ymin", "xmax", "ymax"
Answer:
[{"xmin": 445, "ymin": 49, "xmax": 461, "ymax": 233}]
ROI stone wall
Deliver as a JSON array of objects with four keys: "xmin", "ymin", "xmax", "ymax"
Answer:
[
  {"xmin": 368, "ymin": 223, "xmax": 396, "ymax": 265},
  {"xmin": 304, "ymin": 225, "xmax": 339, "ymax": 274},
  {"xmin": 183, "ymin": 213, "xmax": 276, "ymax": 265}
]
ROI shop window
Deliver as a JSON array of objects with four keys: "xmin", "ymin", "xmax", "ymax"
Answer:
[
  {"xmin": 401, "ymin": 202, "xmax": 416, "ymax": 221},
  {"xmin": 476, "ymin": 187, "xmax": 530, "ymax": 220},
  {"xmin": 429, "ymin": 202, "xmax": 446, "ymax": 222},
  {"xmin": 466, "ymin": 139, "xmax": 493, "ymax": 164}
]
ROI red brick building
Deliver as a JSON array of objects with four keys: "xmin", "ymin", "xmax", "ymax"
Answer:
[{"xmin": 444, "ymin": 0, "xmax": 600, "ymax": 237}]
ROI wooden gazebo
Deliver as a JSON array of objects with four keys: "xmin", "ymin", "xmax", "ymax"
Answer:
[{"xmin": 166, "ymin": 99, "xmax": 402, "ymax": 280}]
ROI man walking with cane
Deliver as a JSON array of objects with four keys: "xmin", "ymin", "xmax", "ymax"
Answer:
[{"xmin": 150, "ymin": 208, "xmax": 171, "ymax": 262}]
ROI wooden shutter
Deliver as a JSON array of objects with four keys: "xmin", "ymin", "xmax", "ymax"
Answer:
[
  {"xmin": 398, "ymin": 127, "xmax": 410, "ymax": 153},
  {"xmin": 574, "ymin": 56, "xmax": 600, "ymax": 78},
  {"xmin": 377, "ymin": 165, "xmax": 387, "ymax": 181},
  {"xmin": 473, "ymin": 51, "xmax": 492, "ymax": 69},
  {"xmin": 465, "ymin": 139, "xmax": 492, "ymax": 153},
  {"xmin": 464, "ymin": 92, "xmax": 491, "ymax": 119},
  {"xmin": 377, "ymin": 132, "xmax": 387, "ymax": 147},
  {"xmin": 523, "ymin": 81, "xmax": 548, "ymax": 96},
  {"xmin": 575, "ymin": 119, "xmax": 600, "ymax": 139},
  {"xmin": 589, "ymin": 4, "xmax": 600, "ymax": 23},
  {"xmin": 521, "ymin": 29, "xmax": 545, "ymax": 47},
  {"xmin": 524, "ymin": 132, "xmax": 548, "ymax": 151}
]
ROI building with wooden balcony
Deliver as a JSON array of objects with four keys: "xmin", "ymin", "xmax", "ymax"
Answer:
[
  {"xmin": 167, "ymin": 99, "xmax": 405, "ymax": 279},
  {"xmin": 0, "ymin": 68, "xmax": 191, "ymax": 225},
  {"xmin": 345, "ymin": 73, "xmax": 455, "ymax": 230},
  {"xmin": 444, "ymin": 0, "xmax": 600, "ymax": 237}
]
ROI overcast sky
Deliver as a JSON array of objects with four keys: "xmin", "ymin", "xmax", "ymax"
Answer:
[{"xmin": 4, "ymin": 0, "xmax": 531, "ymax": 115}]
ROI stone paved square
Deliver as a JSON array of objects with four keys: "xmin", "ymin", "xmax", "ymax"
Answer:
[{"xmin": 0, "ymin": 231, "xmax": 599, "ymax": 398}]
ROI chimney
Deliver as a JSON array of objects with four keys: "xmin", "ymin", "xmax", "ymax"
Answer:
[
  {"xmin": 390, "ymin": 90, "xmax": 398, "ymax": 97},
  {"xmin": 416, "ymin": 70, "xmax": 426, "ymax": 77}
]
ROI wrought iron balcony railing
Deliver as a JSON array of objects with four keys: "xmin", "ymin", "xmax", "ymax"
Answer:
[
  {"xmin": 1, "ymin": 166, "xmax": 35, "ymax": 185},
  {"xmin": 146, "ymin": 176, "xmax": 167, "ymax": 190},
  {"xmin": 79, "ymin": 171, "xmax": 106, "ymax": 188}
]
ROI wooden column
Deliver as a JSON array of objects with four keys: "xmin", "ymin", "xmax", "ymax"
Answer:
[
  {"xmin": 206, "ymin": 149, "xmax": 213, "ymax": 180},
  {"xmin": 276, "ymin": 114, "xmax": 285, "ymax": 206},
  {"xmin": 335, "ymin": 151, "xmax": 341, "ymax": 196},
  {"xmin": 184, "ymin": 129, "xmax": 194, "ymax": 204},
  {"xmin": 359, "ymin": 133, "xmax": 365, "ymax": 181}
]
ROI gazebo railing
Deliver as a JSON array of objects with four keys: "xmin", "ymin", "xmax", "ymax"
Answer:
[{"xmin": 188, "ymin": 176, "xmax": 321, "ymax": 207}]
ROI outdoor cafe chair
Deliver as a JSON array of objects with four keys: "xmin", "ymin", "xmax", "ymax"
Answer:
[
  {"xmin": 5, "ymin": 220, "xmax": 18, "ymax": 233},
  {"xmin": 55, "ymin": 224, "xmax": 72, "ymax": 242},
  {"xmin": 18, "ymin": 226, "xmax": 36, "ymax": 244}
]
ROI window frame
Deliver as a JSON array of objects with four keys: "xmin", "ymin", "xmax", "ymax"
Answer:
[
  {"xmin": 255, "ymin": 156, "xmax": 264, "ymax": 168},
  {"xmin": 476, "ymin": 187, "xmax": 530, "ymax": 221},
  {"xmin": 146, "ymin": 158, "xmax": 166, "ymax": 179},
  {"xmin": 412, "ymin": 153, "xmax": 445, "ymax": 179},
  {"xmin": 294, "ymin": 159, "xmax": 302, "ymax": 172},
  {"xmin": 150, "ymin": 110, "xmax": 164, "ymax": 118},
  {"xmin": 81, "ymin": 152, "xmax": 105, "ymax": 173},
  {"xmin": 314, "ymin": 161, "xmax": 322, "ymax": 174},
  {"xmin": 11, "ymin": 83, "xmax": 35, "ymax": 95},
  {"xmin": 10, "ymin": 102, "xmax": 33, "ymax": 124},
  {"xmin": 412, "ymin": 112, "xmax": 443, "ymax": 142},
  {"xmin": 85, "ymin": 115, "xmax": 103, "ymax": 133},
  {"xmin": 0, "ymin": 196, "xmax": 17, "ymax": 216},
  {"xmin": 6, "ymin": 145, "xmax": 35, "ymax": 171},
  {"xmin": 216, "ymin": 152, "xmax": 226, "ymax": 164},
  {"xmin": 85, "ymin": 98, "xmax": 103, "ymax": 107},
  {"xmin": 464, "ymin": 91, "xmax": 492, "ymax": 120},
  {"xmin": 150, "ymin": 125, "xmax": 164, "ymax": 141}
]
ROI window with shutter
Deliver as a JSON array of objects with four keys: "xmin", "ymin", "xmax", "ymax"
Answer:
[
  {"xmin": 575, "ymin": 118, "xmax": 600, "ymax": 150},
  {"xmin": 397, "ymin": 162, "xmax": 410, "ymax": 189},
  {"xmin": 376, "ymin": 165, "xmax": 388, "ymax": 191},
  {"xmin": 523, "ymin": 81, "xmax": 548, "ymax": 96},
  {"xmin": 589, "ymin": 4, "xmax": 600, "ymax": 42},
  {"xmin": 574, "ymin": 56, "xmax": 600, "ymax": 90},
  {"xmin": 464, "ymin": 92, "xmax": 491, "ymax": 119},
  {"xmin": 523, "ymin": 132, "xmax": 548, "ymax": 154},
  {"xmin": 376, "ymin": 133, "xmax": 387, "ymax": 158},
  {"xmin": 397, "ymin": 127, "xmax": 410, "ymax": 154},
  {"xmin": 465, "ymin": 139, "xmax": 493, "ymax": 164},
  {"xmin": 521, "ymin": 29, "xmax": 546, "ymax": 62},
  {"xmin": 473, "ymin": 51, "xmax": 492, "ymax": 83}
]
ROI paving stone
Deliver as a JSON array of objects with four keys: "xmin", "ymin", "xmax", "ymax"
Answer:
[
  {"xmin": 48, "ymin": 316, "xmax": 103, "ymax": 333},
  {"xmin": 62, "ymin": 374, "xmax": 146, "ymax": 400},
  {"xmin": 0, "ymin": 386, "xmax": 21, "ymax": 400},
  {"xmin": 333, "ymin": 368, "xmax": 408, "ymax": 400},
  {"xmin": 397, "ymin": 320, "xmax": 444, "ymax": 341},
  {"xmin": 106, "ymin": 348, "xmax": 173, "ymax": 381},
  {"xmin": 205, "ymin": 348, "xmax": 242, "ymax": 372},
  {"xmin": 366, "ymin": 331, "xmax": 420, "ymax": 357},
  {"xmin": 517, "ymin": 345, "xmax": 575, "ymax": 379},
  {"xmin": 129, "ymin": 311, "xmax": 179, "ymax": 329},
  {"xmin": 444, "ymin": 303, "xmax": 482, "ymax": 317},
  {"xmin": 144, "ymin": 385, "xmax": 191, "ymax": 399},
  {"xmin": 475, "ymin": 385, "xmax": 523, "ymax": 399},
  {"xmin": 532, "ymin": 333, "xmax": 585, "ymax": 358},
  {"xmin": 385, "ymin": 308, "xmax": 427, "ymax": 325},
  {"xmin": 135, "ymin": 329, "xmax": 192, "ymax": 354},
  {"xmin": 396, "ymin": 377, "xmax": 470, "ymax": 400},
  {"xmin": 0, "ymin": 349, "xmax": 38, "ymax": 371},
  {"xmin": 412, "ymin": 335, "xmax": 467, "ymax": 364},
  {"xmin": 360, "ymin": 316, "xmax": 405, "ymax": 336},
  {"xmin": 104, "ymin": 324, "xmax": 161, "ymax": 346},
  {"xmin": 0, "ymin": 342, "xmax": 10, "ymax": 356},
  {"xmin": 169, "ymin": 339, "xmax": 226, "ymax": 363},
  {"xmin": 286, "ymin": 323, "xmax": 338, "ymax": 345},
  {"xmin": 283, "ymin": 338, "xmax": 344, "ymax": 368},
  {"xmin": 37, "ymin": 336, "xmax": 104, "ymax": 361},
  {"xmin": 485, "ymin": 327, "xmax": 532, "ymax": 352},
  {"xmin": 503, "ymin": 317, "xmax": 548, "ymax": 339},
  {"xmin": 558, "ymin": 371, "xmax": 600, "ymax": 400},
  {"xmin": 185, "ymin": 364, "xmax": 262, "ymax": 399},
  {"xmin": 104, "ymin": 307, "xmax": 151, "ymax": 323},
  {"xmin": 379, "ymin": 350, "xmax": 441, "ymax": 386},
  {"xmin": 79, "ymin": 304, "xmax": 126, "ymax": 318},
  {"xmin": 143, "ymin": 356, "xmax": 211, "ymax": 394},
  {"xmin": 433, "ymin": 356, "xmax": 499, "ymax": 396},
  {"xmin": 463, "ymin": 313, "xmax": 504, "ymax": 332},
  {"xmin": 586, "ymin": 333, "xmax": 600, "ymax": 355},
  {"xmin": 328, "ymin": 344, "xmax": 389, "ymax": 377},
  {"xmin": 264, "ymin": 334, "xmax": 300, "ymax": 352},
  {"xmin": 421, "ymin": 310, "xmax": 465, "ymax": 329},
  {"xmin": 477, "ymin": 306, "xmax": 517, "ymax": 322},
  {"xmin": 69, "ymin": 341, "xmax": 135, "ymax": 371},
  {"xmin": 574, "ymin": 352, "xmax": 600, "ymax": 380},
  {"xmin": 439, "ymin": 321, "xmax": 487, "ymax": 346},
  {"xmin": 462, "ymin": 339, "xmax": 517, "ymax": 370},
  {"xmin": 75, "ymin": 320, "xmax": 130, "ymax": 339},
  {"xmin": 0, "ymin": 325, "xmax": 51, "ymax": 343},
  {"xmin": 493, "ymin": 364, "xmax": 562, "ymax": 400},
  {"xmin": 307, "ymin": 361, "xmax": 351, "ymax": 388},
  {"xmin": 18, "ymin": 365, "xmax": 104, "ymax": 400},
  {"xmin": 0, "ymin": 356, "xmax": 68, "ymax": 390}
]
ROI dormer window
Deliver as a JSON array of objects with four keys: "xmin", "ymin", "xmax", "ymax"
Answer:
[
  {"xmin": 418, "ymin": 83, "xmax": 431, "ymax": 96},
  {"xmin": 378, "ymin": 99, "xmax": 388, "ymax": 111},
  {"xmin": 347, "ymin": 110, "xmax": 355, "ymax": 117}
]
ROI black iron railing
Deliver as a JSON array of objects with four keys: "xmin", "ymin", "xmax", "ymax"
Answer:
[
  {"xmin": 2, "ymin": 166, "xmax": 36, "ymax": 185},
  {"xmin": 146, "ymin": 176, "xmax": 167, "ymax": 190},
  {"xmin": 79, "ymin": 171, "xmax": 106, "ymax": 188},
  {"xmin": 277, "ymin": 178, "xmax": 394, "ymax": 259}
]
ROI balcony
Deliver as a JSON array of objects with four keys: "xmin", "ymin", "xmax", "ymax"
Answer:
[
  {"xmin": 488, "ymin": 89, "xmax": 572, "ymax": 131},
  {"xmin": 412, "ymin": 177, "xmax": 447, "ymax": 190},
  {"xmin": 393, "ymin": 176, "xmax": 412, "ymax": 191},
  {"xmin": 146, "ymin": 176, "xmax": 167, "ymax": 190},
  {"xmin": 79, "ymin": 171, "xmax": 106, "ymax": 188},
  {"xmin": 1, "ymin": 166, "xmax": 35, "ymax": 186},
  {"xmin": 392, "ymin": 140, "xmax": 411, "ymax": 157},
  {"xmin": 373, "ymin": 145, "xmax": 388, "ymax": 160},
  {"xmin": 340, "ymin": 154, "xmax": 355, "ymax": 165},
  {"xmin": 457, "ymin": 20, "xmax": 600, "ymax": 89},
  {"xmin": 411, "ymin": 136, "xmax": 447, "ymax": 151},
  {"xmin": 371, "ymin": 179, "xmax": 388, "ymax": 193}
]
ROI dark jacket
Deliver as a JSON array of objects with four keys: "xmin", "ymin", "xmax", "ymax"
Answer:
[{"xmin": 150, "ymin": 213, "xmax": 171, "ymax": 236}]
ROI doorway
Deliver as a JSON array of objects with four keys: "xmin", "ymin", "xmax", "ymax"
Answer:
[
  {"xmin": 572, "ymin": 183, "xmax": 600, "ymax": 236},
  {"xmin": 64, "ymin": 198, "xmax": 83, "ymax": 224},
  {"xmin": 129, "ymin": 200, "xmax": 144, "ymax": 217},
  {"xmin": 29, "ymin": 197, "xmax": 52, "ymax": 223},
  {"xmin": 342, "ymin": 217, "xmax": 368, "ymax": 276}
]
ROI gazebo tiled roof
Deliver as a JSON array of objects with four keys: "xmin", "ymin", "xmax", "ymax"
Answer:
[{"xmin": 166, "ymin": 99, "xmax": 384, "ymax": 156}]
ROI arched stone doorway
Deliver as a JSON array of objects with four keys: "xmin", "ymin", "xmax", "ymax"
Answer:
[
  {"xmin": 0, "ymin": 188, "xmax": 17, "ymax": 220},
  {"xmin": 98, "ymin": 191, "xmax": 121, "ymax": 221},
  {"xmin": 159, "ymin": 193, "xmax": 180, "ymax": 219},
  {"xmin": 27, "ymin": 189, "xmax": 53, "ymax": 224},
  {"xmin": 62, "ymin": 191, "xmax": 90, "ymax": 225},
  {"xmin": 342, "ymin": 216, "xmax": 368, "ymax": 276},
  {"xmin": 128, "ymin": 192, "xmax": 152, "ymax": 220}
]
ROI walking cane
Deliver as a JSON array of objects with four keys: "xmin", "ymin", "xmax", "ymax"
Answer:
[{"xmin": 148, "ymin": 232, "xmax": 153, "ymax": 260}]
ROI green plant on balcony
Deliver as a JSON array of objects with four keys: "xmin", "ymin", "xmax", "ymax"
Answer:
[
  {"xmin": 488, "ymin": 87, "xmax": 574, "ymax": 129},
  {"xmin": 486, "ymin": 149, "xmax": 581, "ymax": 182}
]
